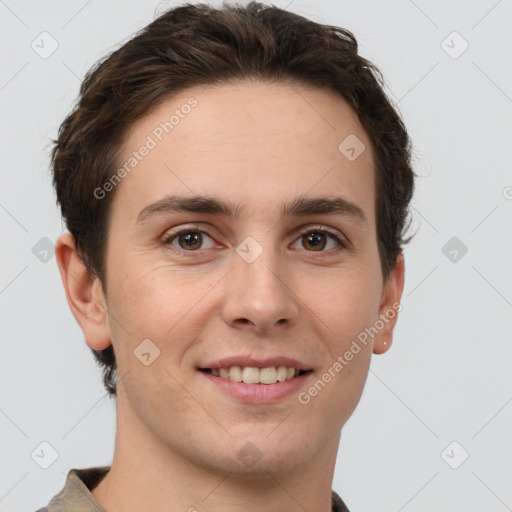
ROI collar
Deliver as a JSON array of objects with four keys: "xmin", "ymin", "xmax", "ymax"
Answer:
[
  {"xmin": 45, "ymin": 466, "xmax": 109, "ymax": 512},
  {"xmin": 43, "ymin": 466, "xmax": 349, "ymax": 512}
]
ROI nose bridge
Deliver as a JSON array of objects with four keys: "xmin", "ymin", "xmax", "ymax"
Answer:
[
  {"xmin": 236, "ymin": 233, "xmax": 286, "ymax": 300},
  {"xmin": 222, "ymin": 232, "xmax": 299, "ymax": 330}
]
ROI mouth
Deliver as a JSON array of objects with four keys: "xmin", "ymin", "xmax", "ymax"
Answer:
[{"xmin": 198, "ymin": 366, "xmax": 312, "ymax": 385}]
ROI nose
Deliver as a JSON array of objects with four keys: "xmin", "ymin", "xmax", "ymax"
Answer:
[{"xmin": 221, "ymin": 243, "xmax": 300, "ymax": 334}]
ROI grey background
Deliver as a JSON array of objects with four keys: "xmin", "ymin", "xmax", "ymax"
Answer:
[{"xmin": 1, "ymin": 0, "xmax": 511, "ymax": 510}]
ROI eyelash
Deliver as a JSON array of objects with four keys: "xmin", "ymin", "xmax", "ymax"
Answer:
[{"xmin": 161, "ymin": 224, "xmax": 347, "ymax": 257}]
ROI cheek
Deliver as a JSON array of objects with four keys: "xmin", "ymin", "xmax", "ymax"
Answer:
[
  {"xmin": 296, "ymin": 269, "xmax": 378, "ymax": 407},
  {"xmin": 118, "ymin": 361, "xmax": 206, "ymax": 446},
  {"xmin": 296, "ymin": 345, "xmax": 372, "ymax": 434},
  {"xmin": 107, "ymin": 264, "xmax": 207, "ymax": 419},
  {"xmin": 304, "ymin": 266, "xmax": 381, "ymax": 339},
  {"xmin": 108, "ymin": 256, "xmax": 208, "ymax": 331},
  {"xmin": 106, "ymin": 260, "xmax": 220, "ymax": 379}
]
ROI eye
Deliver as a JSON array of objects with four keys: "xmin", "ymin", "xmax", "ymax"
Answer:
[
  {"xmin": 162, "ymin": 226, "xmax": 215, "ymax": 251},
  {"xmin": 292, "ymin": 227, "xmax": 347, "ymax": 254},
  {"xmin": 161, "ymin": 224, "xmax": 347, "ymax": 255}
]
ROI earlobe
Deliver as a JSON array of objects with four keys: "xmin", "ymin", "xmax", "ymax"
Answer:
[
  {"xmin": 373, "ymin": 252, "xmax": 405, "ymax": 355},
  {"xmin": 55, "ymin": 231, "xmax": 112, "ymax": 351}
]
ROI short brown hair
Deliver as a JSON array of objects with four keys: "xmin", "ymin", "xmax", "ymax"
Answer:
[{"xmin": 51, "ymin": 1, "xmax": 415, "ymax": 397}]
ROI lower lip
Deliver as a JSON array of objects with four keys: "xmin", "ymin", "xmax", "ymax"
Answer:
[{"xmin": 199, "ymin": 370, "xmax": 312, "ymax": 403}]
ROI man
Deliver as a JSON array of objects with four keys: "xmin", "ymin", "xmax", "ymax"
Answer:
[{"xmin": 38, "ymin": 1, "xmax": 414, "ymax": 510}]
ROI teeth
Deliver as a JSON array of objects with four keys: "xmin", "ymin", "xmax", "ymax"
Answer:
[
  {"xmin": 277, "ymin": 366, "xmax": 288, "ymax": 382},
  {"xmin": 259, "ymin": 366, "xmax": 277, "ymax": 384},
  {"xmin": 242, "ymin": 366, "xmax": 260, "ymax": 384},
  {"xmin": 229, "ymin": 366, "xmax": 243, "ymax": 382},
  {"xmin": 207, "ymin": 365, "xmax": 304, "ymax": 384}
]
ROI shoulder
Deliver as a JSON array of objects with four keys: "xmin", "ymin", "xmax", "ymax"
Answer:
[{"xmin": 33, "ymin": 465, "xmax": 110, "ymax": 512}]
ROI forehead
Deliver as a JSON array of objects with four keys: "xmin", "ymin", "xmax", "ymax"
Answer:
[{"xmin": 113, "ymin": 79, "xmax": 375, "ymax": 224}]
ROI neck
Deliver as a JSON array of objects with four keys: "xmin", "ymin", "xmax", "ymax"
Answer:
[{"xmin": 92, "ymin": 393, "xmax": 340, "ymax": 512}]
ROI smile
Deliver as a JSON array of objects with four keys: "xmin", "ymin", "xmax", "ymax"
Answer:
[{"xmin": 199, "ymin": 365, "xmax": 310, "ymax": 385}]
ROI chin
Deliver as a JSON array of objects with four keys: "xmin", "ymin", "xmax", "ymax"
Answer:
[
  {"xmin": 211, "ymin": 433, "xmax": 308, "ymax": 476},
  {"xmin": 214, "ymin": 449, "xmax": 303, "ymax": 480}
]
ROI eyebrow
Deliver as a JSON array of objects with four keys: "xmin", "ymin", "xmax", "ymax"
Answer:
[{"xmin": 135, "ymin": 194, "xmax": 368, "ymax": 227}]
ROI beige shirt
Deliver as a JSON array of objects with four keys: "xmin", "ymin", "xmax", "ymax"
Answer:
[{"xmin": 36, "ymin": 466, "xmax": 350, "ymax": 511}]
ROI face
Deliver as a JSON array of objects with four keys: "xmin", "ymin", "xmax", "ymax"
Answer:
[{"xmin": 68, "ymin": 79, "xmax": 404, "ymax": 478}]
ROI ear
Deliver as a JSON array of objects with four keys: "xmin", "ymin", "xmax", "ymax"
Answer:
[
  {"xmin": 373, "ymin": 252, "xmax": 405, "ymax": 355},
  {"xmin": 55, "ymin": 231, "xmax": 112, "ymax": 351}
]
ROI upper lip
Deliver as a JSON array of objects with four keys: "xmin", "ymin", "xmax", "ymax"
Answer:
[{"xmin": 199, "ymin": 356, "xmax": 312, "ymax": 371}]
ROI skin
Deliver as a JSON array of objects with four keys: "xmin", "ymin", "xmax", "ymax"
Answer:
[{"xmin": 56, "ymin": 78, "xmax": 405, "ymax": 512}]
